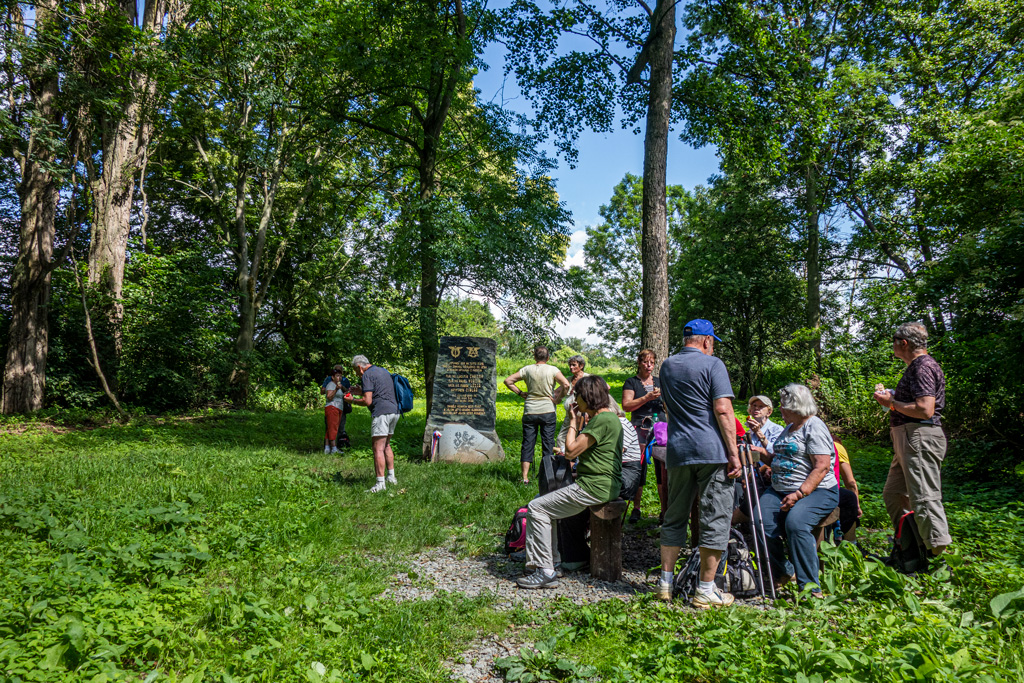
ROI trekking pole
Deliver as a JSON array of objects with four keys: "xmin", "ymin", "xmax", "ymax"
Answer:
[
  {"xmin": 745, "ymin": 441, "xmax": 776, "ymax": 601},
  {"xmin": 740, "ymin": 442, "xmax": 768, "ymax": 602}
]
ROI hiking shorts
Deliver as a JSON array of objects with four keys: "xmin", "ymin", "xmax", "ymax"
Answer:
[{"xmin": 371, "ymin": 413, "xmax": 400, "ymax": 437}]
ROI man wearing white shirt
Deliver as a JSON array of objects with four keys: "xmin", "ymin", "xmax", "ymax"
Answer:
[
  {"xmin": 733, "ymin": 395, "xmax": 784, "ymax": 524},
  {"xmin": 746, "ymin": 395, "xmax": 784, "ymax": 455}
]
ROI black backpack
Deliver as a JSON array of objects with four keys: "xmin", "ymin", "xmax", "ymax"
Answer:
[
  {"xmin": 538, "ymin": 454, "xmax": 574, "ymax": 495},
  {"xmin": 717, "ymin": 529, "xmax": 759, "ymax": 599},
  {"xmin": 888, "ymin": 511, "xmax": 931, "ymax": 575},
  {"xmin": 673, "ymin": 548, "xmax": 703, "ymax": 601},
  {"xmin": 673, "ymin": 529, "xmax": 759, "ymax": 600},
  {"xmin": 503, "ymin": 506, "xmax": 529, "ymax": 555}
]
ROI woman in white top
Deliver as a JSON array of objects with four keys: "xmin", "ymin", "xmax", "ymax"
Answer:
[
  {"xmin": 323, "ymin": 369, "xmax": 347, "ymax": 453},
  {"xmin": 610, "ymin": 399, "xmax": 644, "ymax": 501},
  {"xmin": 555, "ymin": 355, "xmax": 590, "ymax": 452},
  {"xmin": 504, "ymin": 345, "xmax": 571, "ymax": 485}
]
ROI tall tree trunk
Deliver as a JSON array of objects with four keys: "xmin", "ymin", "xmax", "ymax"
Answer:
[
  {"xmin": 805, "ymin": 162, "xmax": 822, "ymax": 371},
  {"xmin": 227, "ymin": 156, "xmax": 255, "ymax": 406},
  {"xmin": 639, "ymin": 0, "xmax": 675, "ymax": 373},
  {"xmin": 419, "ymin": 154, "xmax": 440, "ymax": 415},
  {"xmin": 86, "ymin": 0, "xmax": 169, "ymax": 361},
  {"xmin": 3, "ymin": 156, "xmax": 59, "ymax": 414},
  {"xmin": 416, "ymin": 1, "xmax": 465, "ymax": 417},
  {"xmin": 2, "ymin": 2, "xmax": 61, "ymax": 414},
  {"xmin": 86, "ymin": 112, "xmax": 138, "ymax": 359}
]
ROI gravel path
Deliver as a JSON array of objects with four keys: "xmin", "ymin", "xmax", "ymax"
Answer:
[
  {"xmin": 379, "ymin": 524, "xmax": 668, "ymax": 682},
  {"xmin": 382, "ymin": 523, "xmax": 663, "ymax": 610}
]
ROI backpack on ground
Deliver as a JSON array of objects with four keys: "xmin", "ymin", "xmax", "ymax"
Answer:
[
  {"xmin": 504, "ymin": 506, "xmax": 529, "ymax": 555},
  {"xmin": 887, "ymin": 511, "xmax": 931, "ymax": 575},
  {"xmin": 673, "ymin": 548, "xmax": 702, "ymax": 601},
  {"xmin": 391, "ymin": 373, "xmax": 414, "ymax": 413},
  {"xmin": 673, "ymin": 529, "xmax": 759, "ymax": 600},
  {"xmin": 716, "ymin": 528, "xmax": 759, "ymax": 599}
]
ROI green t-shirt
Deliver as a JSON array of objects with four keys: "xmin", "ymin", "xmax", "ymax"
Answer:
[{"xmin": 576, "ymin": 411, "xmax": 623, "ymax": 502}]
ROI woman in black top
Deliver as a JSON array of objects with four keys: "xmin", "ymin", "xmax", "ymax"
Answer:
[{"xmin": 621, "ymin": 348, "xmax": 665, "ymax": 522}]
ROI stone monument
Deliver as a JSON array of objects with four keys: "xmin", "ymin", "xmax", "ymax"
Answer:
[{"xmin": 423, "ymin": 336, "xmax": 505, "ymax": 463}]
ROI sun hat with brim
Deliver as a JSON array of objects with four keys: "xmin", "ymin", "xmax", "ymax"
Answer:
[{"xmin": 747, "ymin": 395, "xmax": 773, "ymax": 410}]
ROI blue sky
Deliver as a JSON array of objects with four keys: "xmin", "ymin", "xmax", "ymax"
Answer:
[{"xmin": 474, "ymin": 42, "xmax": 722, "ymax": 342}]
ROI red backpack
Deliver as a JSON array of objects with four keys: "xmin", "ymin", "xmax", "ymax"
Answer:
[{"xmin": 503, "ymin": 506, "xmax": 529, "ymax": 555}]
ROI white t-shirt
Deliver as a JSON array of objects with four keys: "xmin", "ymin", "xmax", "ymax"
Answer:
[
  {"xmin": 619, "ymin": 417, "xmax": 642, "ymax": 463},
  {"xmin": 325, "ymin": 381, "xmax": 346, "ymax": 409}
]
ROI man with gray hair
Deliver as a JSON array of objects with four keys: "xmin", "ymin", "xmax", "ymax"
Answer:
[
  {"xmin": 656, "ymin": 319, "xmax": 742, "ymax": 608},
  {"xmin": 345, "ymin": 354, "xmax": 401, "ymax": 493},
  {"xmin": 873, "ymin": 322, "xmax": 951, "ymax": 556}
]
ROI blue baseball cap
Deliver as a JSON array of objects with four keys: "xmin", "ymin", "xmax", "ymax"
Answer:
[{"xmin": 683, "ymin": 319, "xmax": 722, "ymax": 341}]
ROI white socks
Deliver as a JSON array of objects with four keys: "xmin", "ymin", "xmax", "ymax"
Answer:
[
  {"xmin": 698, "ymin": 580, "xmax": 715, "ymax": 594},
  {"xmin": 386, "ymin": 469, "xmax": 397, "ymax": 484},
  {"xmin": 661, "ymin": 570, "xmax": 674, "ymax": 585},
  {"xmin": 368, "ymin": 477, "xmax": 386, "ymax": 493}
]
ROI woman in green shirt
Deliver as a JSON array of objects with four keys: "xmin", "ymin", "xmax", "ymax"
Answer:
[{"xmin": 517, "ymin": 375, "xmax": 623, "ymax": 589}]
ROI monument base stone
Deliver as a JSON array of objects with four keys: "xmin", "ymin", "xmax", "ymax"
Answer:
[
  {"xmin": 425, "ymin": 419, "xmax": 504, "ymax": 464},
  {"xmin": 423, "ymin": 335, "xmax": 506, "ymax": 463}
]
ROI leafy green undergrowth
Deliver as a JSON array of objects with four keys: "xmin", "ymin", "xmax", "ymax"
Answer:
[
  {"xmin": 494, "ymin": 432, "xmax": 1024, "ymax": 683},
  {"xmin": 0, "ymin": 406, "xmax": 526, "ymax": 682},
  {"xmin": 3, "ymin": 389, "xmax": 1023, "ymax": 682}
]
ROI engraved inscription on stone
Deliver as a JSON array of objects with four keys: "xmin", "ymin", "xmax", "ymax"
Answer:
[{"xmin": 424, "ymin": 336, "xmax": 504, "ymax": 463}]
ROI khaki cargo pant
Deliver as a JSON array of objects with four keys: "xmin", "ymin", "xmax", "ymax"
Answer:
[{"xmin": 883, "ymin": 423, "xmax": 952, "ymax": 549}]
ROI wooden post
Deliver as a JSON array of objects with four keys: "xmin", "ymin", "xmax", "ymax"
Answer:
[{"xmin": 589, "ymin": 500, "xmax": 629, "ymax": 582}]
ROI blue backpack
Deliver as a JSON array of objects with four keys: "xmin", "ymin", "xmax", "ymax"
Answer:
[{"xmin": 391, "ymin": 373, "xmax": 414, "ymax": 413}]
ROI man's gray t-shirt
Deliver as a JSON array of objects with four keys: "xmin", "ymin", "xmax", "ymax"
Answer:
[
  {"xmin": 660, "ymin": 347, "xmax": 735, "ymax": 467},
  {"xmin": 770, "ymin": 416, "xmax": 838, "ymax": 493},
  {"xmin": 360, "ymin": 365, "xmax": 399, "ymax": 418}
]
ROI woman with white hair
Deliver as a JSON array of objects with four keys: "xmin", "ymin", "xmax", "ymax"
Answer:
[{"xmin": 757, "ymin": 383, "xmax": 839, "ymax": 596}]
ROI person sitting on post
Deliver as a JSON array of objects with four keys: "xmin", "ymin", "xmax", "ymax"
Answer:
[
  {"xmin": 517, "ymin": 375, "xmax": 623, "ymax": 589},
  {"xmin": 757, "ymin": 384, "xmax": 839, "ymax": 597}
]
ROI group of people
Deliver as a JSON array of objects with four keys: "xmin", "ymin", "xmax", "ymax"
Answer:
[
  {"xmin": 506, "ymin": 320, "xmax": 951, "ymax": 607},
  {"xmin": 322, "ymin": 355, "xmax": 403, "ymax": 494}
]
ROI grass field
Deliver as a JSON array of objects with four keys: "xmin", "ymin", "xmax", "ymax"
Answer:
[{"xmin": 2, "ymin": 367, "xmax": 1023, "ymax": 682}]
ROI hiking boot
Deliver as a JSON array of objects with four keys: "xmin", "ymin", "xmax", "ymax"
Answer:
[
  {"xmin": 516, "ymin": 571, "xmax": 559, "ymax": 589},
  {"xmin": 655, "ymin": 580, "xmax": 673, "ymax": 602},
  {"xmin": 692, "ymin": 586, "xmax": 736, "ymax": 609},
  {"xmin": 509, "ymin": 550, "xmax": 527, "ymax": 563},
  {"xmin": 525, "ymin": 565, "xmax": 564, "ymax": 578},
  {"xmin": 629, "ymin": 508, "xmax": 642, "ymax": 524},
  {"xmin": 367, "ymin": 482, "xmax": 387, "ymax": 494}
]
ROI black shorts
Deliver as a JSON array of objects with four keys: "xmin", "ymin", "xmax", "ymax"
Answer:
[{"xmin": 838, "ymin": 487, "xmax": 860, "ymax": 533}]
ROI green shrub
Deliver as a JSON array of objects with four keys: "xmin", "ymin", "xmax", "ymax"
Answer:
[{"xmin": 944, "ymin": 439, "xmax": 1020, "ymax": 484}]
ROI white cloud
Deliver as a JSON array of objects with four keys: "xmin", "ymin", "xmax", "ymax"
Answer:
[
  {"xmin": 554, "ymin": 314, "xmax": 600, "ymax": 344},
  {"xmin": 567, "ymin": 229, "xmax": 588, "ymax": 257},
  {"xmin": 565, "ymin": 247, "xmax": 586, "ymax": 268}
]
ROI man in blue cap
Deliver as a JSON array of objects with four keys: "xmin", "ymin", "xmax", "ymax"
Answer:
[{"xmin": 655, "ymin": 319, "xmax": 742, "ymax": 608}]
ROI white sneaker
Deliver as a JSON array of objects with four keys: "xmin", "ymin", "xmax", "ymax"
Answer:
[
  {"xmin": 367, "ymin": 482, "xmax": 387, "ymax": 494},
  {"xmin": 692, "ymin": 586, "xmax": 736, "ymax": 609},
  {"xmin": 386, "ymin": 475, "xmax": 398, "ymax": 485},
  {"xmin": 330, "ymin": 447, "xmax": 339, "ymax": 453},
  {"xmin": 324, "ymin": 445, "xmax": 331, "ymax": 453}
]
